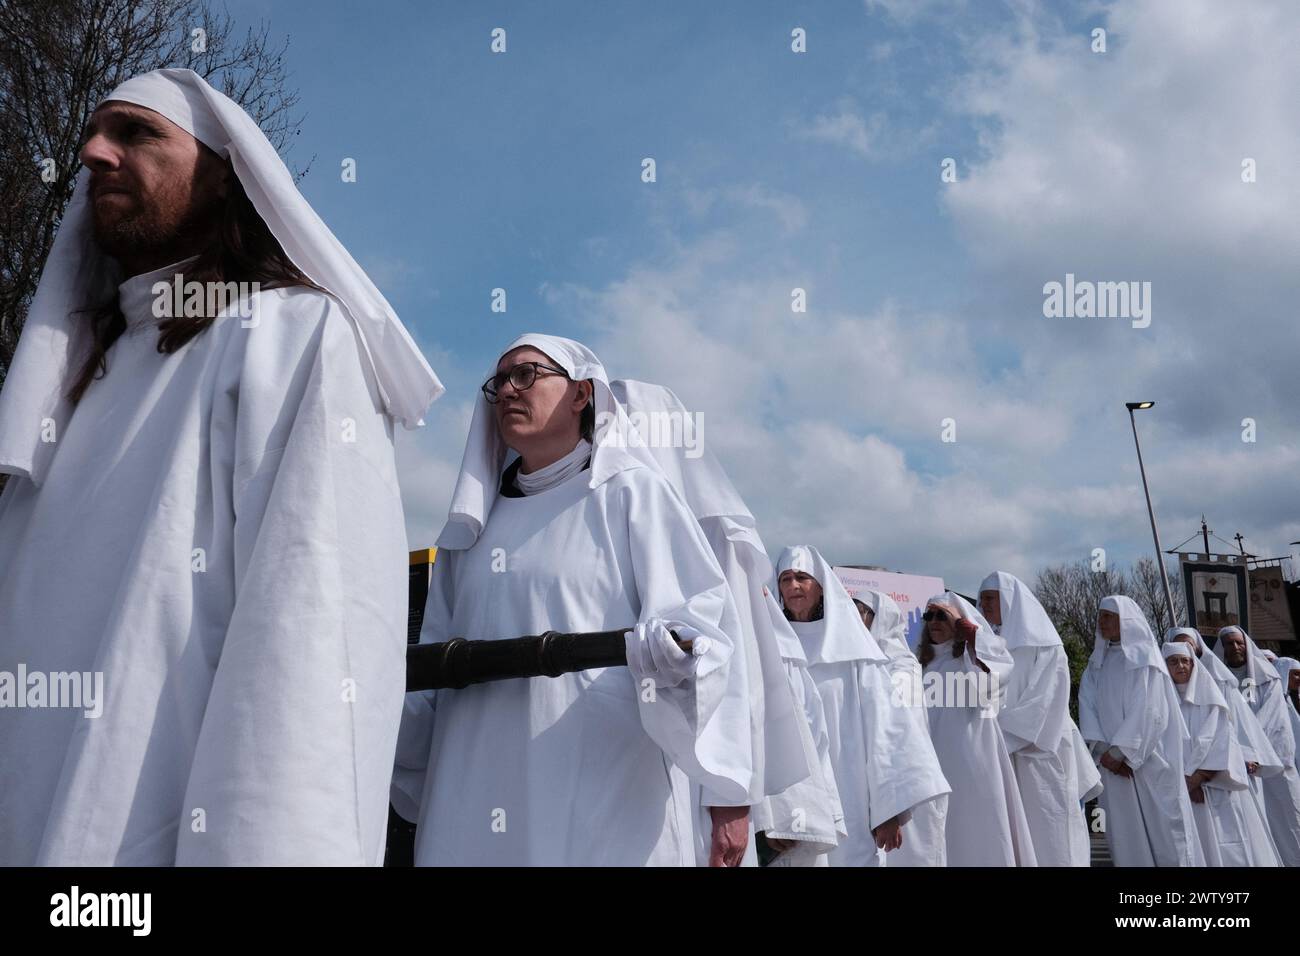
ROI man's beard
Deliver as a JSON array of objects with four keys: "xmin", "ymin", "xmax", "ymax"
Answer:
[{"xmin": 92, "ymin": 191, "xmax": 221, "ymax": 266}]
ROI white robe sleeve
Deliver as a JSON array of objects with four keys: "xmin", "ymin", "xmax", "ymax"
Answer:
[
  {"xmin": 858, "ymin": 659, "xmax": 950, "ymax": 830},
  {"xmin": 698, "ymin": 518, "xmax": 812, "ymax": 807},
  {"xmin": 1226, "ymin": 686, "xmax": 1283, "ymax": 775},
  {"xmin": 753, "ymin": 660, "xmax": 845, "ymax": 849},
  {"xmin": 1256, "ymin": 680, "xmax": 1299, "ymax": 768},
  {"xmin": 621, "ymin": 472, "xmax": 753, "ymax": 805},
  {"xmin": 174, "ymin": 294, "xmax": 407, "ymax": 865},
  {"xmin": 999, "ymin": 645, "xmax": 1071, "ymax": 756},
  {"xmin": 1110, "ymin": 668, "xmax": 1174, "ymax": 770},
  {"xmin": 1186, "ymin": 704, "xmax": 1246, "ymax": 791}
]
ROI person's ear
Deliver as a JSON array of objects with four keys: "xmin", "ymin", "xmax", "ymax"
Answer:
[{"xmin": 574, "ymin": 379, "xmax": 592, "ymax": 411}]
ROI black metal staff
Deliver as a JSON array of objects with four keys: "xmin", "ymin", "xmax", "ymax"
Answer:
[{"xmin": 406, "ymin": 627, "xmax": 690, "ymax": 692}]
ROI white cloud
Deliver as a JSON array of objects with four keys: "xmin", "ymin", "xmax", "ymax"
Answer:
[
  {"xmin": 800, "ymin": 103, "xmax": 886, "ymax": 158},
  {"xmin": 935, "ymin": 0, "xmax": 1300, "ymax": 564},
  {"xmin": 945, "ymin": 0, "xmax": 1300, "ymax": 272},
  {"xmin": 398, "ymin": 0, "xmax": 1299, "ymax": 592}
]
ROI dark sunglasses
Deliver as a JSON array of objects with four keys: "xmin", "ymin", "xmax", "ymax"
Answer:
[
  {"xmin": 481, "ymin": 361, "xmax": 570, "ymax": 404},
  {"xmin": 922, "ymin": 609, "xmax": 953, "ymax": 623}
]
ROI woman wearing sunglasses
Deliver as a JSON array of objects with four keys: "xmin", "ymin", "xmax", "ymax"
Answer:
[{"xmin": 918, "ymin": 593, "xmax": 1038, "ymax": 865}]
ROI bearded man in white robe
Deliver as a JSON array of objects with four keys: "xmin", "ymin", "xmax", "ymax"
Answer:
[
  {"xmin": 979, "ymin": 572, "xmax": 1101, "ymax": 866},
  {"xmin": 1078, "ymin": 596, "xmax": 1203, "ymax": 866},
  {"xmin": 392, "ymin": 335, "xmax": 753, "ymax": 865},
  {"xmin": 1163, "ymin": 643, "xmax": 1279, "ymax": 866},
  {"xmin": 0, "ymin": 70, "xmax": 442, "ymax": 865},
  {"xmin": 774, "ymin": 545, "xmax": 950, "ymax": 866},
  {"xmin": 1215, "ymin": 626, "xmax": 1300, "ymax": 865}
]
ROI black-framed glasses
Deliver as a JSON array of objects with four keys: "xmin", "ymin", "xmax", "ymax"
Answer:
[{"xmin": 481, "ymin": 361, "xmax": 570, "ymax": 403}]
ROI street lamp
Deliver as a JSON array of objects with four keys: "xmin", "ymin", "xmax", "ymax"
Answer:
[{"xmin": 1127, "ymin": 402, "xmax": 1177, "ymax": 632}]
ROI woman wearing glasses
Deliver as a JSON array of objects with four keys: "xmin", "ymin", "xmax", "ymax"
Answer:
[
  {"xmin": 918, "ymin": 593, "xmax": 1038, "ymax": 865},
  {"xmin": 391, "ymin": 334, "xmax": 754, "ymax": 866}
]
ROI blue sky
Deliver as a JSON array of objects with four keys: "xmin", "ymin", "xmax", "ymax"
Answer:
[{"xmin": 224, "ymin": 0, "xmax": 1300, "ymax": 592}]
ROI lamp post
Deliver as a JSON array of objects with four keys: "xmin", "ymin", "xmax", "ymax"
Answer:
[{"xmin": 1127, "ymin": 402, "xmax": 1178, "ymax": 632}]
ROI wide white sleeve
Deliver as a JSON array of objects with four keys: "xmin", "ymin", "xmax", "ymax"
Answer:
[
  {"xmin": 1110, "ymin": 668, "xmax": 1171, "ymax": 770},
  {"xmin": 999, "ymin": 645, "xmax": 1071, "ymax": 756},
  {"xmin": 858, "ymin": 660, "xmax": 951, "ymax": 830},
  {"xmin": 1227, "ymin": 687, "xmax": 1283, "ymax": 774},
  {"xmin": 175, "ymin": 297, "xmax": 407, "ymax": 865},
  {"xmin": 620, "ymin": 472, "xmax": 753, "ymax": 805},
  {"xmin": 1257, "ymin": 680, "xmax": 1299, "ymax": 766},
  {"xmin": 698, "ymin": 519, "xmax": 811, "ymax": 806},
  {"xmin": 753, "ymin": 661, "xmax": 844, "ymax": 848},
  {"xmin": 1188, "ymin": 705, "xmax": 1247, "ymax": 790}
]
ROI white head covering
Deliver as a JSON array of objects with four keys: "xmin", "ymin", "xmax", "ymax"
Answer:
[
  {"xmin": 1261, "ymin": 648, "xmax": 1279, "ymax": 663},
  {"xmin": 1165, "ymin": 627, "xmax": 1236, "ymax": 686},
  {"xmin": 607, "ymin": 377, "xmax": 815, "ymax": 800},
  {"xmin": 1276, "ymin": 657, "xmax": 1300, "ymax": 763},
  {"xmin": 607, "ymin": 379, "xmax": 805, "ymax": 660},
  {"xmin": 1169, "ymin": 628, "xmax": 1286, "ymax": 777},
  {"xmin": 0, "ymin": 68, "xmax": 443, "ymax": 485},
  {"xmin": 979, "ymin": 571, "xmax": 1062, "ymax": 650},
  {"xmin": 922, "ymin": 590, "xmax": 1014, "ymax": 674},
  {"xmin": 856, "ymin": 589, "xmax": 914, "ymax": 663},
  {"xmin": 1162, "ymin": 642, "xmax": 1224, "ymax": 708},
  {"xmin": 607, "ymin": 380, "xmax": 746, "ymax": 523},
  {"xmin": 1088, "ymin": 595, "xmax": 1162, "ymax": 672},
  {"xmin": 437, "ymin": 334, "xmax": 663, "ymax": 550},
  {"xmin": 774, "ymin": 545, "xmax": 886, "ymax": 664},
  {"xmin": 1277, "ymin": 657, "xmax": 1300, "ymax": 683},
  {"xmin": 1214, "ymin": 625, "xmax": 1281, "ymax": 689}
]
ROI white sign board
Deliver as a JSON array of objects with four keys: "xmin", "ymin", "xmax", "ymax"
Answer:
[{"xmin": 833, "ymin": 567, "xmax": 947, "ymax": 651}]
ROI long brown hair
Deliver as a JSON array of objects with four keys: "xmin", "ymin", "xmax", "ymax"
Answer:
[{"xmin": 67, "ymin": 162, "xmax": 317, "ymax": 404}]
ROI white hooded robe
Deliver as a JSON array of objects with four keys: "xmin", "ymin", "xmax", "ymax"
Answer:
[
  {"xmin": 1078, "ymin": 596, "xmax": 1203, "ymax": 867},
  {"xmin": 774, "ymin": 545, "xmax": 950, "ymax": 867},
  {"xmin": 920, "ymin": 591, "xmax": 1037, "ymax": 866},
  {"xmin": 1215, "ymin": 626, "xmax": 1300, "ymax": 865},
  {"xmin": 1164, "ymin": 643, "xmax": 1279, "ymax": 867},
  {"xmin": 0, "ymin": 70, "xmax": 441, "ymax": 865},
  {"xmin": 392, "ymin": 335, "xmax": 752, "ymax": 865},
  {"xmin": 609, "ymin": 380, "xmax": 814, "ymax": 866},
  {"xmin": 858, "ymin": 588, "xmax": 948, "ymax": 867},
  {"xmin": 980, "ymin": 571, "xmax": 1101, "ymax": 866}
]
